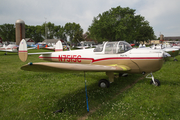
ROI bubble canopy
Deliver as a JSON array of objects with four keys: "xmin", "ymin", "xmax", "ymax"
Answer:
[{"xmin": 94, "ymin": 41, "xmax": 132, "ymax": 54}]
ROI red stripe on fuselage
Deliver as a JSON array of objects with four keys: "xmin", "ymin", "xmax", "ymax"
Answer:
[{"xmin": 39, "ymin": 56, "xmax": 163, "ymax": 63}]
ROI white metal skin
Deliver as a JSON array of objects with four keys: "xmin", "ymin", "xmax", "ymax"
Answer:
[
  {"xmin": 0, "ymin": 44, "xmax": 18, "ymax": 53},
  {"xmin": 19, "ymin": 40, "xmax": 167, "ymax": 86},
  {"xmin": 37, "ymin": 41, "xmax": 165, "ymax": 74},
  {"xmin": 0, "ymin": 40, "xmax": 35, "ymax": 55}
]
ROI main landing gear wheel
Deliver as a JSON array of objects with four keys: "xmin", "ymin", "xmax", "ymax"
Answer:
[
  {"xmin": 150, "ymin": 79, "xmax": 160, "ymax": 86},
  {"xmin": 174, "ymin": 59, "xmax": 178, "ymax": 61},
  {"xmin": 98, "ymin": 79, "xmax": 110, "ymax": 88}
]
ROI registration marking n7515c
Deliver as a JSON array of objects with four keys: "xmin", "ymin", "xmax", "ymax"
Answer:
[{"xmin": 58, "ymin": 55, "xmax": 81, "ymax": 62}]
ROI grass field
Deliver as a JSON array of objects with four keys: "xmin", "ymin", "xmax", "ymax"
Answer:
[{"xmin": 0, "ymin": 49, "xmax": 180, "ymax": 120}]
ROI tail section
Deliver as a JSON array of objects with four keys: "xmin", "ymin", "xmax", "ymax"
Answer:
[
  {"xmin": 19, "ymin": 39, "xmax": 28, "ymax": 62},
  {"xmin": 55, "ymin": 40, "xmax": 63, "ymax": 52}
]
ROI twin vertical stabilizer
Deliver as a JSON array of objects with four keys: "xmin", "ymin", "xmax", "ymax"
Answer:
[
  {"xmin": 19, "ymin": 39, "xmax": 28, "ymax": 62},
  {"xmin": 18, "ymin": 40, "xmax": 63, "ymax": 62},
  {"xmin": 55, "ymin": 40, "xmax": 63, "ymax": 52}
]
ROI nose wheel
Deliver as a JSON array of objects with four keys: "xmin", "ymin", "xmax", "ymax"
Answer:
[
  {"xmin": 150, "ymin": 79, "xmax": 160, "ymax": 86},
  {"xmin": 174, "ymin": 58, "xmax": 178, "ymax": 61},
  {"xmin": 146, "ymin": 73, "xmax": 160, "ymax": 86}
]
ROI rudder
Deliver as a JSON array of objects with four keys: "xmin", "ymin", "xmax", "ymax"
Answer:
[
  {"xmin": 55, "ymin": 40, "xmax": 63, "ymax": 52},
  {"xmin": 19, "ymin": 39, "xmax": 28, "ymax": 62}
]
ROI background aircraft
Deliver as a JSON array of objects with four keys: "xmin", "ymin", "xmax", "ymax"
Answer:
[
  {"xmin": 0, "ymin": 43, "xmax": 35, "ymax": 55},
  {"xmin": 19, "ymin": 39, "xmax": 169, "ymax": 87},
  {"xmin": 139, "ymin": 44, "xmax": 179, "ymax": 61},
  {"xmin": 0, "ymin": 44, "xmax": 18, "ymax": 55}
]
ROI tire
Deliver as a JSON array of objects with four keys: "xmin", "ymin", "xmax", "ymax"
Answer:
[
  {"xmin": 174, "ymin": 59, "xmax": 178, "ymax": 61},
  {"xmin": 119, "ymin": 73, "xmax": 123, "ymax": 77},
  {"xmin": 98, "ymin": 79, "xmax": 110, "ymax": 88},
  {"xmin": 150, "ymin": 79, "xmax": 160, "ymax": 86}
]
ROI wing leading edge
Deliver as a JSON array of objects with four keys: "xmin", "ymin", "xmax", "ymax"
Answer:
[{"xmin": 21, "ymin": 62, "xmax": 131, "ymax": 72}]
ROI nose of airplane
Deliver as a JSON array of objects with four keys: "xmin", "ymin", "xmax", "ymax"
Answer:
[
  {"xmin": 163, "ymin": 52, "xmax": 171, "ymax": 58},
  {"xmin": 163, "ymin": 51, "xmax": 171, "ymax": 61}
]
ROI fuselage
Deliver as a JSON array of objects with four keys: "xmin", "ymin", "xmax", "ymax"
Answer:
[
  {"xmin": 39, "ymin": 41, "xmax": 164, "ymax": 74},
  {"xmin": 0, "ymin": 44, "xmax": 18, "ymax": 52}
]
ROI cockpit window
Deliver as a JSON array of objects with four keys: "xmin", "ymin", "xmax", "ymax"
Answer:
[
  {"xmin": 93, "ymin": 44, "xmax": 104, "ymax": 52},
  {"xmin": 105, "ymin": 42, "xmax": 118, "ymax": 54},
  {"xmin": 94, "ymin": 41, "xmax": 132, "ymax": 54}
]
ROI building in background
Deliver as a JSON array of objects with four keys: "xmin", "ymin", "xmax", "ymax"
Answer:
[
  {"xmin": 24, "ymin": 38, "xmax": 35, "ymax": 46},
  {"xmin": 160, "ymin": 34, "xmax": 180, "ymax": 41}
]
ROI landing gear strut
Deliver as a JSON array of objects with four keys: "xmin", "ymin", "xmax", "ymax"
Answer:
[{"xmin": 146, "ymin": 73, "xmax": 160, "ymax": 86}]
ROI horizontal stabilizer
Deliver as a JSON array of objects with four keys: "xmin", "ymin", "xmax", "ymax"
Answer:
[{"xmin": 19, "ymin": 39, "xmax": 28, "ymax": 62}]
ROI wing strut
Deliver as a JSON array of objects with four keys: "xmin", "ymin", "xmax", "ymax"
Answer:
[{"xmin": 84, "ymin": 72, "xmax": 89, "ymax": 112}]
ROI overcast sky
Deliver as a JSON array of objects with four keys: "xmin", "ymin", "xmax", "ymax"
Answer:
[{"xmin": 0, "ymin": 0, "xmax": 180, "ymax": 38}]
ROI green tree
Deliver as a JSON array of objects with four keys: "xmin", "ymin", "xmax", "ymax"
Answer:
[
  {"xmin": 35, "ymin": 25, "xmax": 44, "ymax": 42},
  {"xmin": 0, "ymin": 21, "xmax": 84, "ymax": 44},
  {"xmin": 88, "ymin": 6, "xmax": 155, "ymax": 43},
  {"xmin": 25, "ymin": 25, "xmax": 43, "ymax": 43},
  {"xmin": 72, "ymin": 29, "xmax": 84, "ymax": 44},
  {"xmin": 54, "ymin": 25, "xmax": 67, "ymax": 41},
  {"xmin": 41, "ymin": 22, "xmax": 55, "ymax": 39},
  {"xmin": 64, "ymin": 22, "xmax": 83, "ymax": 45},
  {"xmin": 0, "ymin": 24, "xmax": 15, "ymax": 42},
  {"xmin": 136, "ymin": 25, "xmax": 155, "ymax": 43}
]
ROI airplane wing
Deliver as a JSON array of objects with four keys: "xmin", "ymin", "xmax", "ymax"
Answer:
[
  {"xmin": 21, "ymin": 62, "xmax": 131, "ymax": 72},
  {"xmin": 0, "ymin": 49, "xmax": 16, "ymax": 52}
]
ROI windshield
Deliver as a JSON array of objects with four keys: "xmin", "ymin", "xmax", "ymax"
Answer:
[
  {"xmin": 118, "ymin": 41, "xmax": 132, "ymax": 53},
  {"xmin": 105, "ymin": 42, "xmax": 118, "ymax": 54}
]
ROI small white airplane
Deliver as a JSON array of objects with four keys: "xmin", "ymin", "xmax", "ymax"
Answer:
[
  {"xmin": 139, "ymin": 44, "xmax": 179, "ymax": 61},
  {"xmin": 152, "ymin": 44, "xmax": 179, "ymax": 61},
  {"xmin": 163, "ymin": 41, "xmax": 180, "ymax": 51},
  {"xmin": 0, "ymin": 44, "xmax": 19, "ymax": 55},
  {"xmin": 19, "ymin": 39, "xmax": 170, "ymax": 87},
  {"xmin": 0, "ymin": 43, "xmax": 35, "ymax": 55}
]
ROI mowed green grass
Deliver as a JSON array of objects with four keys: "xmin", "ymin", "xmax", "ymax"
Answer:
[{"xmin": 0, "ymin": 49, "xmax": 180, "ymax": 120}]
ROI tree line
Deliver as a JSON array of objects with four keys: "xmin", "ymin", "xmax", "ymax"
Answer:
[
  {"xmin": 88, "ymin": 6, "xmax": 156, "ymax": 43},
  {"xmin": 0, "ymin": 6, "xmax": 156, "ymax": 44},
  {"xmin": 0, "ymin": 22, "xmax": 84, "ymax": 44}
]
